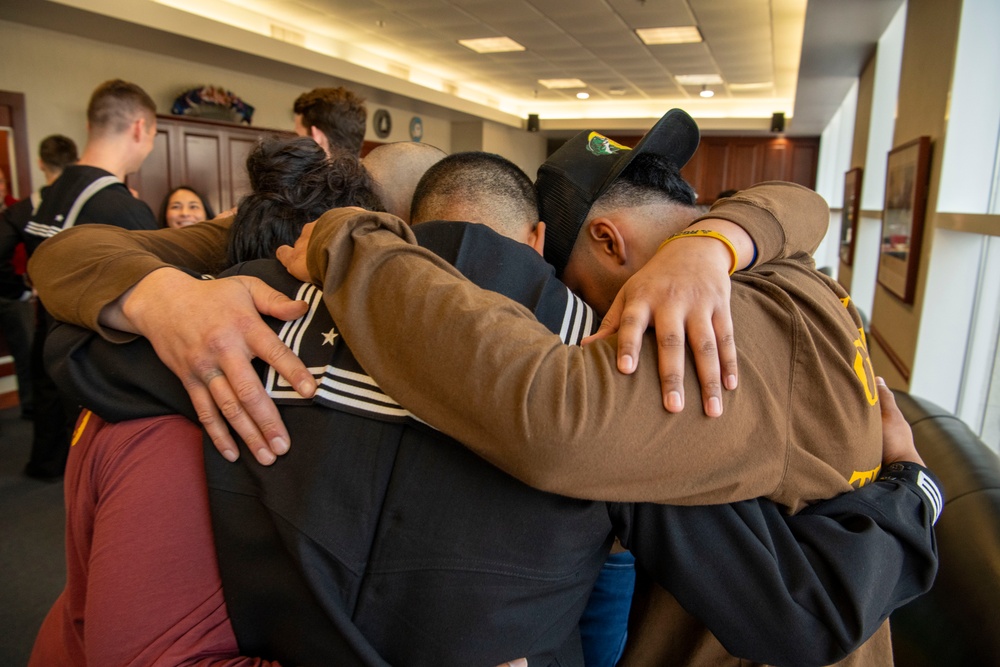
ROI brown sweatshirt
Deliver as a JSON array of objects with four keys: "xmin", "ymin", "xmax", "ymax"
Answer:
[
  {"xmin": 299, "ymin": 195, "xmax": 888, "ymax": 666},
  {"xmin": 28, "ymin": 182, "xmax": 888, "ymax": 665}
]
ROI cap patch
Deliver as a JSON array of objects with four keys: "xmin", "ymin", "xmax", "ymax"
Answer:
[{"xmin": 586, "ymin": 132, "xmax": 631, "ymax": 157}]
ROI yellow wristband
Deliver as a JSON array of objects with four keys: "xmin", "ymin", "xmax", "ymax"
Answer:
[{"xmin": 657, "ymin": 229, "xmax": 739, "ymax": 276}]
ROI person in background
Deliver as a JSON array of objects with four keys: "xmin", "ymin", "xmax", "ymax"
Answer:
[
  {"xmin": 274, "ymin": 109, "xmax": 903, "ymax": 664},
  {"xmin": 391, "ymin": 150, "xmax": 627, "ymax": 664},
  {"xmin": 293, "ymin": 86, "xmax": 367, "ymax": 156},
  {"xmin": 363, "ymin": 141, "xmax": 447, "ymax": 223},
  {"xmin": 159, "ymin": 185, "xmax": 215, "ymax": 229},
  {"xmin": 36, "ymin": 147, "xmax": 939, "ymax": 666},
  {"xmin": 22, "ymin": 79, "xmax": 158, "ymax": 479},
  {"xmin": 226, "ymin": 136, "xmax": 381, "ymax": 265},
  {"xmin": 28, "ymin": 134, "xmax": 380, "ymax": 667},
  {"xmin": 0, "ymin": 135, "xmax": 79, "ymax": 420}
]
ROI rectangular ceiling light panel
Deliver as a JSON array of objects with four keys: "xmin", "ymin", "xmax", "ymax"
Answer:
[
  {"xmin": 537, "ymin": 78, "xmax": 588, "ymax": 89},
  {"xmin": 458, "ymin": 36, "xmax": 526, "ymax": 53},
  {"xmin": 635, "ymin": 26, "xmax": 703, "ymax": 45}
]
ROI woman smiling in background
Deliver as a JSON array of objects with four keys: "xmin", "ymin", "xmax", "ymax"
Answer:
[{"xmin": 159, "ymin": 185, "xmax": 215, "ymax": 228}]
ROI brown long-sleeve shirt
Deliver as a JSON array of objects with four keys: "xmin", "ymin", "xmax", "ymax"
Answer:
[
  {"xmin": 29, "ymin": 182, "xmax": 888, "ymax": 664},
  {"xmin": 300, "ymin": 193, "xmax": 881, "ymax": 511},
  {"xmin": 296, "ymin": 192, "xmax": 888, "ymax": 666}
]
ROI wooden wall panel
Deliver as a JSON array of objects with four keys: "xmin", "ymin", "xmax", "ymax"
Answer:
[
  {"xmin": 130, "ymin": 129, "xmax": 172, "ymax": 220},
  {"xmin": 760, "ymin": 142, "xmax": 790, "ymax": 182},
  {"xmin": 790, "ymin": 142, "xmax": 819, "ymax": 189},
  {"xmin": 0, "ymin": 129, "xmax": 11, "ymax": 197},
  {"xmin": 682, "ymin": 141, "xmax": 728, "ymax": 202},
  {"xmin": 183, "ymin": 132, "xmax": 223, "ymax": 214},
  {"xmin": 605, "ymin": 133, "xmax": 821, "ymax": 205},
  {"xmin": 0, "ymin": 91, "xmax": 31, "ymax": 199},
  {"xmin": 724, "ymin": 142, "xmax": 760, "ymax": 191},
  {"xmin": 128, "ymin": 115, "xmax": 293, "ymax": 221}
]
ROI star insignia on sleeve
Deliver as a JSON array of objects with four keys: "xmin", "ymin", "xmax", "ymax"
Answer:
[{"xmin": 321, "ymin": 328, "xmax": 339, "ymax": 346}]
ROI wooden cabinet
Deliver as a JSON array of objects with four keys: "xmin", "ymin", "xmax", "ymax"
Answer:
[{"xmin": 127, "ymin": 115, "xmax": 293, "ymax": 221}]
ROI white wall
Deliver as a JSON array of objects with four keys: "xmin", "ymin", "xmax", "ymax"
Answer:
[
  {"xmin": 0, "ymin": 19, "xmax": 454, "ymax": 191},
  {"xmin": 450, "ymin": 120, "xmax": 547, "ymax": 179},
  {"xmin": 814, "ymin": 81, "xmax": 859, "ymax": 275},
  {"xmin": 481, "ymin": 122, "xmax": 547, "ymax": 180},
  {"xmin": 862, "ymin": 3, "xmax": 907, "ymax": 211}
]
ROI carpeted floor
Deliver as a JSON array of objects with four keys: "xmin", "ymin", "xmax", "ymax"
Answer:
[{"xmin": 0, "ymin": 406, "xmax": 66, "ymax": 666}]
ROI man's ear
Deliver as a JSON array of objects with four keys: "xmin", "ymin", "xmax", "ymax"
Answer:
[
  {"xmin": 587, "ymin": 217, "xmax": 627, "ymax": 266},
  {"xmin": 310, "ymin": 126, "xmax": 331, "ymax": 155},
  {"xmin": 132, "ymin": 116, "xmax": 150, "ymax": 144},
  {"xmin": 528, "ymin": 221, "xmax": 546, "ymax": 256},
  {"xmin": 131, "ymin": 117, "xmax": 148, "ymax": 143}
]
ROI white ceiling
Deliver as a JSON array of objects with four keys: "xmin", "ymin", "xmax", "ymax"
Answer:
[
  {"xmin": 7, "ymin": 0, "xmax": 905, "ymax": 135},
  {"xmin": 217, "ymin": 0, "xmax": 795, "ymax": 103}
]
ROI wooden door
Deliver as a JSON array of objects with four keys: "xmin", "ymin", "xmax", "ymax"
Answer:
[
  {"xmin": 0, "ymin": 91, "xmax": 31, "ymax": 199},
  {"xmin": 128, "ymin": 115, "xmax": 293, "ymax": 223}
]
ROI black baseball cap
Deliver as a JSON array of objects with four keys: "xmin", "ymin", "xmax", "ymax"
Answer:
[{"xmin": 538, "ymin": 108, "xmax": 700, "ymax": 276}]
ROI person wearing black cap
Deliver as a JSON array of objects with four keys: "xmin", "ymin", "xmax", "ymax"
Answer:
[
  {"xmin": 265, "ymin": 108, "xmax": 903, "ymax": 665},
  {"xmin": 31, "ymin": 122, "xmax": 930, "ymax": 664}
]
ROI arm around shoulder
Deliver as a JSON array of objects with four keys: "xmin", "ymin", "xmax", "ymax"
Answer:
[
  {"xmin": 29, "ymin": 217, "xmax": 232, "ymax": 338},
  {"xmin": 697, "ymin": 181, "xmax": 829, "ymax": 262}
]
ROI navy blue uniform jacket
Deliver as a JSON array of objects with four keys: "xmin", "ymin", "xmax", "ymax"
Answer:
[{"xmin": 47, "ymin": 222, "xmax": 939, "ymax": 667}]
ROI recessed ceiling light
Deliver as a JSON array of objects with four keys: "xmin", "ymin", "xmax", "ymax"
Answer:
[
  {"xmin": 675, "ymin": 74, "xmax": 724, "ymax": 86},
  {"xmin": 728, "ymin": 82, "xmax": 774, "ymax": 91},
  {"xmin": 699, "ymin": 86, "xmax": 714, "ymax": 98},
  {"xmin": 576, "ymin": 92, "xmax": 590, "ymax": 100},
  {"xmin": 635, "ymin": 26, "xmax": 703, "ymax": 45},
  {"xmin": 538, "ymin": 78, "xmax": 588, "ymax": 89},
  {"xmin": 458, "ymin": 37, "xmax": 526, "ymax": 53}
]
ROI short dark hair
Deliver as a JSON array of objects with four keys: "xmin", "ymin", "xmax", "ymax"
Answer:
[
  {"xmin": 293, "ymin": 87, "xmax": 367, "ymax": 155},
  {"xmin": 38, "ymin": 135, "xmax": 78, "ymax": 171},
  {"xmin": 410, "ymin": 151, "xmax": 537, "ymax": 236},
  {"xmin": 227, "ymin": 135, "xmax": 382, "ymax": 264},
  {"xmin": 590, "ymin": 153, "xmax": 697, "ymax": 215},
  {"xmin": 158, "ymin": 185, "xmax": 216, "ymax": 227},
  {"xmin": 87, "ymin": 79, "xmax": 157, "ymax": 136}
]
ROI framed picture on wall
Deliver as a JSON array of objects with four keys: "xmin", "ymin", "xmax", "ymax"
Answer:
[
  {"xmin": 839, "ymin": 167, "xmax": 863, "ymax": 266},
  {"xmin": 877, "ymin": 136, "xmax": 931, "ymax": 304}
]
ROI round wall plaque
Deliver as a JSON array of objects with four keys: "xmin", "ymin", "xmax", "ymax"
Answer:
[
  {"xmin": 409, "ymin": 116, "xmax": 424, "ymax": 142},
  {"xmin": 373, "ymin": 109, "xmax": 392, "ymax": 139}
]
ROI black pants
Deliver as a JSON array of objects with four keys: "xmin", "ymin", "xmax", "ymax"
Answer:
[
  {"xmin": 24, "ymin": 303, "xmax": 79, "ymax": 478},
  {"xmin": 0, "ymin": 295, "xmax": 34, "ymax": 413}
]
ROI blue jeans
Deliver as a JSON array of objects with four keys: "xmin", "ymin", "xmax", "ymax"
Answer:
[{"xmin": 579, "ymin": 550, "xmax": 636, "ymax": 667}]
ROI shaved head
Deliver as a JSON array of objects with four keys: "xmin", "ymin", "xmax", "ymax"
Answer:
[
  {"xmin": 410, "ymin": 151, "xmax": 538, "ymax": 240},
  {"xmin": 363, "ymin": 142, "xmax": 447, "ymax": 222}
]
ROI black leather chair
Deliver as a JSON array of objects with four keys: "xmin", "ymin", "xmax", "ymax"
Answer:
[{"xmin": 890, "ymin": 392, "xmax": 1000, "ymax": 666}]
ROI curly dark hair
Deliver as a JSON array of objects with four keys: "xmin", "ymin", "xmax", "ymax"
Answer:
[{"xmin": 227, "ymin": 135, "xmax": 382, "ymax": 265}]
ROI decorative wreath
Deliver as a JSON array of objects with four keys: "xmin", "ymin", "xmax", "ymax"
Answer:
[{"xmin": 171, "ymin": 85, "xmax": 255, "ymax": 125}]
